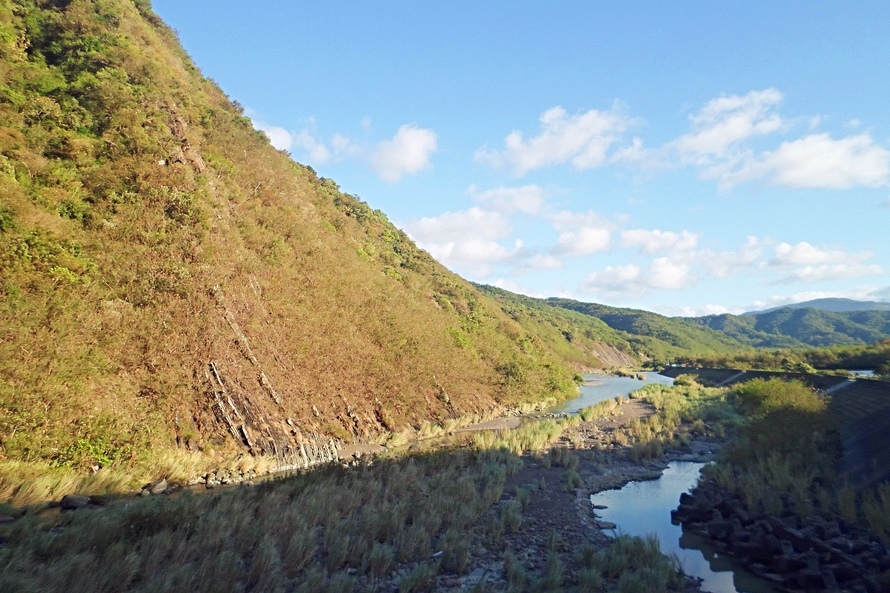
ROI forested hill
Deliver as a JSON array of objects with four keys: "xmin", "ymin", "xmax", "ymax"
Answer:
[
  {"xmin": 476, "ymin": 288, "xmax": 750, "ymax": 362},
  {"xmin": 0, "ymin": 0, "xmax": 622, "ymax": 470},
  {"xmin": 743, "ymin": 298, "xmax": 890, "ymax": 316},
  {"xmin": 545, "ymin": 297, "xmax": 890, "ymax": 350},
  {"xmin": 689, "ymin": 308, "xmax": 890, "ymax": 348},
  {"xmin": 475, "ymin": 293, "xmax": 890, "ymax": 358}
]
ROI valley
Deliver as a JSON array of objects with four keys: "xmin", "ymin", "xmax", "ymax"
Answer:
[{"xmin": 1, "ymin": 2, "xmax": 890, "ymax": 592}]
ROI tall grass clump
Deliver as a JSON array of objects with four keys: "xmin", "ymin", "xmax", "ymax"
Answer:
[
  {"xmin": 703, "ymin": 378, "xmax": 890, "ymax": 544},
  {"xmin": 471, "ymin": 418, "xmax": 565, "ymax": 455},
  {"xmin": 579, "ymin": 399, "xmax": 618, "ymax": 421},
  {"xmin": 0, "ymin": 445, "xmax": 534, "ymax": 592},
  {"xmin": 595, "ymin": 534, "xmax": 683, "ymax": 592}
]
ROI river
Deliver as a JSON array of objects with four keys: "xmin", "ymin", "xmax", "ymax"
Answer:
[
  {"xmin": 590, "ymin": 462, "xmax": 779, "ymax": 593},
  {"xmin": 552, "ymin": 374, "xmax": 778, "ymax": 593},
  {"xmin": 549, "ymin": 372, "xmax": 675, "ymax": 414}
]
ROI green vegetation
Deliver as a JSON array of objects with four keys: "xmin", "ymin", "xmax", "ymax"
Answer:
[
  {"xmin": 692, "ymin": 307, "xmax": 890, "ymax": 348},
  {"xmin": 0, "ymin": 448, "xmax": 511, "ymax": 592},
  {"xmin": 473, "ymin": 285, "xmax": 640, "ymax": 368},
  {"xmin": 705, "ymin": 378, "xmax": 890, "ymax": 542},
  {"xmin": 684, "ymin": 339, "xmax": 890, "ymax": 375},
  {"xmin": 544, "ymin": 298, "xmax": 752, "ymax": 362},
  {"xmin": 480, "ymin": 292, "xmax": 890, "ymax": 367},
  {"xmin": 590, "ymin": 535, "xmax": 685, "ymax": 593},
  {"xmin": 3, "ymin": 0, "xmax": 888, "ymax": 495}
]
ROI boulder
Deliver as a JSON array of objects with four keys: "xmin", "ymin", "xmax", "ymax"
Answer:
[
  {"xmin": 148, "ymin": 478, "xmax": 168, "ymax": 494},
  {"xmin": 707, "ymin": 520, "xmax": 731, "ymax": 540},
  {"xmin": 59, "ymin": 494, "xmax": 90, "ymax": 510},
  {"xmin": 796, "ymin": 568, "xmax": 824, "ymax": 590}
]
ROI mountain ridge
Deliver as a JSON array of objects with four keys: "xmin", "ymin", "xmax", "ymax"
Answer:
[{"xmin": 742, "ymin": 298, "xmax": 890, "ymax": 316}]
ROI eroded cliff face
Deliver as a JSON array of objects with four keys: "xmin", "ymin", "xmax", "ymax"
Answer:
[{"xmin": 588, "ymin": 344, "xmax": 637, "ymax": 369}]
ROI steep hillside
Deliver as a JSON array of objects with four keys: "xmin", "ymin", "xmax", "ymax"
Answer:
[
  {"xmin": 0, "ymin": 0, "xmax": 587, "ymax": 471},
  {"xmin": 472, "ymin": 292, "xmax": 750, "ymax": 363}
]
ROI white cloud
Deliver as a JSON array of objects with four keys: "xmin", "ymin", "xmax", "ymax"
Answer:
[
  {"xmin": 491, "ymin": 279, "xmax": 550, "ymax": 299},
  {"xmin": 331, "ymin": 133, "xmax": 358, "ymax": 156},
  {"xmin": 620, "ymin": 229, "xmax": 699, "ymax": 254},
  {"xmin": 609, "ymin": 137, "xmax": 649, "ymax": 165},
  {"xmin": 293, "ymin": 130, "xmax": 332, "ymax": 164},
  {"xmin": 722, "ymin": 133, "xmax": 890, "ymax": 189},
  {"xmin": 549, "ymin": 209, "xmax": 613, "ymax": 231},
  {"xmin": 698, "ymin": 236, "xmax": 766, "ymax": 278},
  {"xmin": 402, "ymin": 207, "xmax": 508, "ymax": 244},
  {"xmin": 475, "ymin": 104, "xmax": 634, "ymax": 175},
  {"xmin": 525, "ymin": 254, "xmax": 564, "ymax": 270},
  {"xmin": 547, "ymin": 210, "xmax": 614, "ymax": 256},
  {"xmin": 581, "ymin": 264, "xmax": 643, "ymax": 297},
  {"xmin": 649, "ymin": 257, "xmax": 696, "ymax": 290},
  {"xmin": 370, "ymin": 124, "xmax": 438, "ymax": 183},
  {"xmin": 581, "ymin": 256, "xmax": 697, "ymax": 298},
  {"xmin": 254, "ymin": 122, "xmax": 294, "ymax": 151},
  {"xmin": 770, "ymin": 241, "xmax": 862, "ymax": 266},
  {"xmin": 552, "ymin": 227, "xmax": 611, "ymax": 257},
  {"xmin": 468, "ymin": 184, "xmax": 549, "ymax": 214},
  {"xmin": 259, "ymin": 120, "xmax": 437, "ymax": 181},
  {"xmin": 662, "ymin": 89, "xmax": 890, "ymax": 190},
  {"xmin": 776, "ymin": 263, "xmax": 883, "ymax": 284},
  {"xmin": 427, "ymin": 238, "xmax": 524, "ymax": 278},
  {"xmin": 672, "ymin": 88, "xmax": 784, "ymax": 164},
  {"xmin": 401, "ymin": 208, "xmax": 520, "ymax": 278}
]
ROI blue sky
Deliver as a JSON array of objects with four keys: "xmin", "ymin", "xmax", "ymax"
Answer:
[{"xmin": 151, "ymin": 1, "xmax": 890, "ymax": 316}]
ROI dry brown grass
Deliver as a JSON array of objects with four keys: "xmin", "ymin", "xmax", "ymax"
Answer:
[
  {"xmin": 0, "ymin": 440, "xmax": 566, "ymax": 592},
  {"xmin": 0, "ymin": 0, "xmax": 586, "ymax": 481}
]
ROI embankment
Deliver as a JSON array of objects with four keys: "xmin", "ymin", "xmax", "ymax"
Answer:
[{"xmin": 660, "ymin": 367, "xmax": 890, "ymax": 486}]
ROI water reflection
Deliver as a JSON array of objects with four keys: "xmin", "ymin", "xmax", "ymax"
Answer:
[{"xmin": 590, "ymin": 462, "xmax": 778, "ymax": 593}]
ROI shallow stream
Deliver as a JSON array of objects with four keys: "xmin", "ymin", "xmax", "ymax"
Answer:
[
  {"xmin": 548, "ymin": 372, "xmax": 675, "ymax": 414},
  {"xmin": 590, "ymin": 462, "xmax": 779, "ymax": 593}
]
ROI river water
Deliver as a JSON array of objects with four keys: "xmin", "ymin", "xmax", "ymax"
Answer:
[
  {"xmin": 548, "ymin": 372, "xmax": 675, "ymax": 414},
  {"xmin": 590, "ymin": 462, "xmax": 779, "ymax": 593},
  {"xmin": 551, "ymin": 374, "xmax": 779, "ymax": 593}
]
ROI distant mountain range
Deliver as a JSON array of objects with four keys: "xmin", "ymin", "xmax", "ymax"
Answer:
[
  {"xmin": 474, "ymin": 290, "xmax": 890, "ymax": 359},
  {"xmin": 690, "ymin": 307, "xmax": 890, "ymax": 348},
  {"xmin": 743, "ymin": 298, "xmax": 890, "ymax": 316}
]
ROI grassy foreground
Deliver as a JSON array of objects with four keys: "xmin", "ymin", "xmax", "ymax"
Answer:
[{"xmin": 0, "ymin": 394, "xmax": 717, "ymax": 593}]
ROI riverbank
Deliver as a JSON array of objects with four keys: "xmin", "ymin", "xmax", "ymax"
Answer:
[
  {"xmin": 397, "ymin": 396, "xmax": 722, "ymax": 592},
  {"xmin": 0, "ymin": 383, "xmax": 726, "ymax": 592}
]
